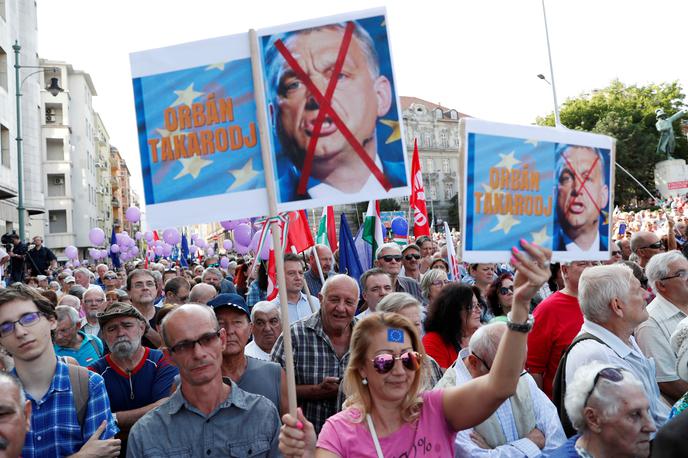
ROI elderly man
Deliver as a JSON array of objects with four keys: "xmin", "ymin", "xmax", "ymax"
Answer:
[
  {"xmin": 274, "ymin": 253, "xmax": 320, "ymax": 323},
  {"xmin": 400, "ymin": 244, "xmax": 422, "ymax": 282},
  {"xmin": 452, "ymin": 323, "xmax": 566, "ymax": 456},
  {"xmin": 272, "ymin": 274, "xmax": 359, "ymax": 434},
  {"xmin": 630, "ymin": 231, "xmax": 665, "ymax": 269},
  {"xmin": 163, "ymin": 276, "xmax": 190, "ymax": 306},
  {"xmin": 304, "ymin": 244, "xmax": 334, "ymax": 297},
  {"xmin": 416, "ymin": 235, "xmax": 435, "ymax": 273},
  {"xmin": 74, "ymin": 267, "xmax": 94, "ymax": 289},
  {"xmin": 357, "ymin": 267, "xmax": 392, "ymax": 316},
  {"xmin": 82, "ymin": 286, "xmax": 108, "ymax": 336},
  {"xmin": 53, "ymin": 305, "xmax": 105, "ymax": 366},
  {"xmin": 127, "ymin": 304, "xmax": 280, "ymax": 456},
  {"xmin": 636, "ymin": 250, "xmax": 688, "ymax": 404},
  {"xmin": 209, "ymin": 294, "xmax": 287, "ymax": 414},
  {"xmin": 0, "ymin": 285, "xmax": 120, "ymax": 457},
  {"xmin": 548, "ymin": 363, "xmax": 655, "ymax": 458},
  {"xmin": 553, "ymin": 145, "xmax": 609, "ymax": 252},
  {"xmin": 102, "ymin": 271, "xmax": 120, "ymax": 292},
  {"xmin": 203, "ymin": 267, "xmax": 236, "ymax": 294},
  {"xmin": 556, "ymin": 264, "xmax": 668, "ymax": 436},
  {"xmin": 89, "ymin": 302, "xmax": 178, "ymax": 452},
  {"xmin": 527, "ymin": 261, "xmax": 594, "ymax": 398},
  {"xmin": 245, "ymin": 301, "xmax": 282, "ymax": 360},
  {"xmin": 94, "ymin": 264, "xmax": 109, "ymax": 288},
  {"xmin": 374, "ymin": 243, "xmax": 424, "ymax": 304},
  {"xmin": 188, "ymin": 282, "xmax": 217, "ymax": 305},
  {"xmin": 264, "ymin": 22, "xmax": 404, "ymax": 200},
  {"xmin": 0, "ymin": 373, "xmax": 32, "ymax": 458},
  {"xmin": 617, "ymin": 238, "xmax": 632, "ymax": 261},
  {"xmin": 127, "ymin": 269, "xmax": 164, "ymax": 348}
]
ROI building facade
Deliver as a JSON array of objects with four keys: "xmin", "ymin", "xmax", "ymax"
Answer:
[{"xmin": 110, "ymin": 146, "xmax": 137, "ymax": 235}]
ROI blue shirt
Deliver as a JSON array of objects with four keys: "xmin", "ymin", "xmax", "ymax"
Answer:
[
  {"xmin": 89, "ymin": 347, "xmax": 178, "ymax": 412},
  {"xmin": 14, "ymin": 359, "xmax": 118, "ymax": 458},
  {"xmin": 54, "ymin": 331, "xmax": 104, "ymax": 366}
]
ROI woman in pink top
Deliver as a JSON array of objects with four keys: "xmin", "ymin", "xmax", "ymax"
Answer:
[{"xmin": 279, "ymin": 241, "xmax": 552, "ymax": 458}]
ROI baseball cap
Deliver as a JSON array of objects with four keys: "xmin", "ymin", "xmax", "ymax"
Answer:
[
  {"xmin": 98, "ymin": 302, "xmax": 148, "ymax": 328},
  {"xmin": 64, "ymin": 275, "xmax": 76, "ymax": 283},
  {"xmin": 207, "ymin": 293, "xmax": 250, "ymax": 318},
  {"xmin": 401, "ymin": 244, "xmax": 420, "ymax": 254}
]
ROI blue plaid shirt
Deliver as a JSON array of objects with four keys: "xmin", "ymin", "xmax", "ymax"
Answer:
[
  {"xmin": 14, "ymin": 359, "xmax": 118, "ymax": 458},
  {"xmin": 247, "ymin": 280, "xmax": 267, "ymax": 308}
]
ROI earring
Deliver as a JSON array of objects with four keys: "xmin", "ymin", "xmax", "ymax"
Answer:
[{"xmin": 362, "ymin": 377, "xmax": 368, "ymax": 385}]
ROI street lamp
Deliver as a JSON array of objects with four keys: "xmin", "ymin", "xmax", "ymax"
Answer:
[{"xmin": 13, "ymin": 40, "xmax": 63, "ymax": 242}]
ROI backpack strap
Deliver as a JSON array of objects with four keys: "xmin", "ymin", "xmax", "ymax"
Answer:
[
  {"xmin": 552, "ymin": 332, "xmax": 609, "ymax": 437},
  {"xmin": 67, "ymin": 363, "xmax": 91, "ymax": 429},
  {"xmin": 88, "ymin": 338, "xmax": 103, "ymax": 358}
]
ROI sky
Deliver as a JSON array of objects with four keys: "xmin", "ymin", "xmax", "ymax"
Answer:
[{"xmin": 36, "ymin": 0, "xmax": 688, "ymax": 203}]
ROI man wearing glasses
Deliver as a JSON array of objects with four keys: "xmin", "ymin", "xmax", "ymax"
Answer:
[
  {"xmin": 374, "ymin": 243, "xmax": 424, "ymax": 304},
  {"xmin": 82, "ymin": 286, "xmax": 108, "ymax": 337},
  {"xmin": 0, "ymin": 285, "xmax": 120, "ymax": 457},
  {"xmin": 400, "ymin": 244, "xmax": 422, "ymax": 282},
  {"xmin": 126, "ymin": 270, "xmax": 163, "ymax": 348},
  {"xmin": 630, "ymin": 231, "xmax": 666, "ymax": 269},
  {"xmin": 637, "ymin": 250, "xmax": 688, "ymax": 404},
  {"xmin": 127, "ymin": 303, "xmax": 280, "ymax": 457}
]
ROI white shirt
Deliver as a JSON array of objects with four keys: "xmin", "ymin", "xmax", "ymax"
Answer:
[
  {"xmin": 244, "ymin": 340, "xmax": 271, "ymax": 361},
  {"xmin": 565, "ymin": 231, "xmax": 600, "ymax": 253},
  {"xmin": 273, "ymin": 292, "xmax": 320, "ymax": 324},
  {"xmin": 453, "ymin": 348, "xmax": 566, "ymax": 457},
  {"xmin": 0, "ymin": 246, "xmax": 7, "ymax": 284},
  {"xmin": 308, "ymin": 155, "xmax": 384, "ymax": 198}
]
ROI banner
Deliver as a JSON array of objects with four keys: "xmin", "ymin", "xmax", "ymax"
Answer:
[{"xmin": 460, "ymin": 119, "xmax": 615, "ymax": 263}]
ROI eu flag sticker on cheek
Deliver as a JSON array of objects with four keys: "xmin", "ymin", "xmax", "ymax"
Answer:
[{"xmin": 388, "ymin": 328, "xmax": 404, "ymax": 343}]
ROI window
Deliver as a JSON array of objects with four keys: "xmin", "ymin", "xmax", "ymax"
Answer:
[
  {"xmin": 440, "ymin": 130, "xmax": 449, "ymax": 149},
  {"xmin": 435, "ymin": 108, "xmax": 443, "ymax": 120},
  {"xmin": 430, "ymin": 184, "xmax": 437, "ymax": 201},
  {"xmin": 443, "ymin": 158, "xmax": 450, "ymax": 173},
  {"xmin": 0, "ymin": 46, "xmax": 7, "ymax": 92},
  {"xmin": 445, "ymin": 182, "xmax": 454, "ymax": 200},
  {"xmin": 45, "ymin": 103, "xmax": 63, "ymax": 124},
  {"xmin": 48, "ymin": 210, "xmax": 67, "ymax": 233},
  {"xmin": 423, "ymin": 132, "xmax": 432, "ymax": 148},
  {"xmin": 46, "ymin": 138, "xmax": 64, "ymax": 161},
  {"xmin": 0, "ymin": 124, "xmax": 9, "ymax": 167},
  {"xmin": 47, "ymin": 174, "xmax": 66, "ymax": 197},
  {"xmin": 450, "ymin": 110, "xmax": 458, "ymax": 120},
  {"xmin": 425, "ymin": 158, "xmax": 434, "ymax": 172}
]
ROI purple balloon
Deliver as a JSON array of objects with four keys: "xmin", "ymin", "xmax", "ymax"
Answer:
[
  {"xmin": 64, "ymin": 245, "xmax": 78, "ymax": 260},
  {"xmin": 234, "ymin": 223, "xmax": 252, "ymax": 246},
  {"xmin": 163, "ymin": 228, "xmax": 180, "ymax": 245},
  {"xmin": 144, "ymin": 231, "xmax": 154, "ymax": 243},
  {"xmin": 88, "ymin": 248, "xmax": 98, "ymax": 259},
  {"xmin": 115, "ymin": 233, "xmax": 124, "ymax": 245},
  {"xmin": 223, "ymin": 239, "xmax": 233, "ymax": 251},
  {"xmin": 73, "ymin": 260, "xmax": 81, "ymax": 267},
  {"xmin": 249, "ymin": 231, "xmax": 261, "ymax": 252},
  {"xmin": 220, "ymin": 257, "xmax": 230, "ymax": 269},
  {"xmin": 206, "ymin": 247, "xmax": 215, "ymax": 257},
  {"xmin": 259, "ymin": 236, "xmax": 271, "ymax": 260},
  {"xmin": 234, "ymin": 243, "xmax": 249, "ymax": 255},
  {"xmin": 154, "ymin": 245, "xmax": 164, "ymax": 256},
  {"xmin": 162, "ymin": 244, "xmax": 172, "ymax": 257},
  {"xmin": 110, "ymin": 244, "xmax": 120, "ymax": 254},
  {"xmin": 125, "ymin": 206, "xmax": 141, "ymax": 223},
  {"xmin": 196, "ymin": 239, "xmax": 207, "ymax": 249},
  {"xmin": 88, "ymin": 227, "xmax": 105, "ymax": 246},
  {"xmin": 99, "ymin": 249, "xmax": 108, "ymax": 258},
  {"xmin": 190, "ymin": 233, "xmax": 198, "ymax": 241},
  {"xmin": 135, "ymin": 231, "xmax": 142, "ymax": 241},
  {"xmin": 189, "ymin": 245, "xmax": 199, "ymax": 254},
  {"xmin": 130, "ymin": 246, "xmax": 140, "ymax": 256},
  {"xmin": 220, "ymin": 220, "xmax": 233, "ymax": 231}
]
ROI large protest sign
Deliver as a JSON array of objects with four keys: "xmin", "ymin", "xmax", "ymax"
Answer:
[
  {"xmin": 130, "ymin": 33, "xmax": 270, "ymax": 228},
  {"xmin": 256, "ymin": 8, "xmax": 410, "ymax": 212},
  {"xmin": 460, "ymin": 119, "xmax": 615, "ymax": 263}
]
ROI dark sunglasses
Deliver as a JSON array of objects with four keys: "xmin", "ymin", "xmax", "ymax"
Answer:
[
  {"xmin": 585, "ymin": 367, "xmax": 624, "ymax": 406},
  {"xmin": 378, "ymin": 255, "xmax": 402, "ymax": 263},
  {"xmin": 641, "ymin": 241, "xmax": 663, "ymax": 250},
  {"xmin": 498, "ymin": 286, "xmax": 514, "ymax": 295},
  {"xmin": 169, "ymin": 330, "xmax": 221, "ymax": 354},
  {"xmin": 404, "ymin": 254, "xmax": 421, "ymax": 260},
  {"xmin": 371, "ymin": 351, "xmax": 422, "ymax": 374},
  {"xmin": 104, "ymin": 275, "xmax": 118, "ymax": 280}
]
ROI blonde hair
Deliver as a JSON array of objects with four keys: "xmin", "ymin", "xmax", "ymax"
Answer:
[{"xmin": 342, "ymin": 312, "xmax": 425, "ymax": 423}]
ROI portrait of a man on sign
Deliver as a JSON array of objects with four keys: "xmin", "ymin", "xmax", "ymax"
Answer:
[
  {"xmin": 553, "ymin": 144, "xmax": 610, "ymax": 252},
  {"xmin": 261, "ymin": 14, "xmax": 408, "ymax": 207}
]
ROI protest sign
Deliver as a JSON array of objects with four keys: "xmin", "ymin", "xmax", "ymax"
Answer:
[
  {"xmin": 130, "ymin": 33, "xmax": 270, "ymax": 228},
  {"xmin": 257, "ymin": 8, "xmax": 410, "ymax": 212},
  {"xmin": 460, "ymin": 119, "xmax": 615, "ymax": 263}
]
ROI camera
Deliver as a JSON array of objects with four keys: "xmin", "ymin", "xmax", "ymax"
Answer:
[{"xmin": 1, "ymin": 231, "xmax": 17, "ymax": 252}]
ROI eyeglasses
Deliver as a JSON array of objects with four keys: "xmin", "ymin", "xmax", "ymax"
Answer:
[
  {"xmin": 465, "ymin": 303, "xmax": 481, "ymax": 313},
  {"xmin": 612, "ymin": 251, "xmax": 622, "ymax": 256},
  {"xmin": 431, "ymin": 279, "xmax": 450, "ymax": 287},
  {"xmin": 584, "ymin": 367, "xmax": 624, "ymax": 406},
  {"xmin": 499, "ymin": 286, "xmax": 514, "ymax": 295},
  {"xmin": 378, "ymin": 255, "xmax": 402, "ymax": 263},
  {"xmin": 0, "ymin": 312, "xmax": 43, "ymax": 338},
  {"xmin": 104, "ymin": 275, "xmax": 118, "ymax": 280},
  {"xmin": 660, "ymin": 270, "xmax": 688, "ymax": 281},
  {"xmin": 168, "ymin": 330, "xmax": 221, "ymax": 354},
  {"xmin": 83, "ymin": 298, "xmax": 105, "ymax": 306},
  {"xmin": 370, "ymin": 351, "xmax": 422, "ymax": 374},
  {"xmin": 471, "ymin": 351, "xmax": 491, "ymax": 371},
  {"xmin": 641, "ymin": 241, "xmax": 663, "ymax": 250},
  {"xmin": 404, "ymin": 254, "xmax": 421, "ymax": 261}
]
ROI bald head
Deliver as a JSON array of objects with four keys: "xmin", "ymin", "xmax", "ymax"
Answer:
[
  {"xmin": 161, "ymin": 303, "xmax": 219, "ymax": 347},
  {"xmin": 189, "ymin": 282, "xmax": 218, "ymax": 305}
]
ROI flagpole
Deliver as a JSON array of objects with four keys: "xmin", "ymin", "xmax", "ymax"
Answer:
[
  {"xmin": 541, "ymin": 0, "xmax": 562, "ymax": 128},
  {"xmin": 249, "ymin": 29, "xmax": 297, "ymax": 417}
]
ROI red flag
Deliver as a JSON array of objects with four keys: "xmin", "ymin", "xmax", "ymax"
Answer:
[
  {"xmin": 410, "ymin": 138, "xmax": 430, "ymax": 237},
  {"xmin": 286, "ymin": 210, "xmax": 315, "ymax": 253},
  {"xmin": 153, "ymin": 230, "xmax": 160, "ymax": 241},
  {"xmin": 266, "ymin": 248, "xmax": 278, "ymax": 300},
  {"xmin": 326, "ymin": 206, "xmax": 338, "ymax": 251}
]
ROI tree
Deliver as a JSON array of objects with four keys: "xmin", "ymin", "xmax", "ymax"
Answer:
[
  {"xmin": 379, "ymin": 198, "xmax": 401, "ymax": 212},
  {"xmin": 447, "ymin": 193, "xmax": 459, "ymax": 229},
  {"xmin": 536, "ymin": 80, "xmax": 688, "ymax": 205}
]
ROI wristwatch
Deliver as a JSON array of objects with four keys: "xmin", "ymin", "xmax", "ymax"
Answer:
[{"xmin": 506, "ymin": 312, "xmax": 534, "ymax": 333}]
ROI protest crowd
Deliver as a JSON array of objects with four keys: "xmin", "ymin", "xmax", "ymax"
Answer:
[{"xmin": 1, "ymin": 195, "xmax": 688, "ymax": 458}]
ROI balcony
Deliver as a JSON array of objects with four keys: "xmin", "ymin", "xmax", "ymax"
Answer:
[
  {"xmin": 111, "ymin": 198, "xmax": 120, "ymax": 208},
  {"xmin": 111, "ymin": 177, "xmax": 120, "ymax": 189}
]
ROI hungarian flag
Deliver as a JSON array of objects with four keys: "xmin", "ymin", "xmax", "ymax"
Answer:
[
  {"xmin": 266, "ymin": 246, "xmax": 278, "ymax": 301},
  {"xmin": 410, "ymin": 138, "xmax": 431, "ymax": 237},
  {"xmin": 355, "ymin": 200, "xmax": 384, "ymax": 269},
  {"xmin": 444, "ymin": 221, "xmax": 461, "ymax": 281},
  {"xmin": 316, "ymin": 206, "xmax": 338, "ymax": 251},
  {"xmin": 286, "ymin": 210, "xmax": 314, "ymax": 253}
]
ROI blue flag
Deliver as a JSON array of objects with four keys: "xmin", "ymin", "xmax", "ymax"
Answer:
[
  {"xmin": 180, "ymin": 233, "xmax": 190, "ymax": 268},
  {"xmin": 338, "ymin": 213, "xmax": 363, "ymax": 288},
  {"xmin": 109, "ymin": 226, "xmax": 121, "ymax": 270}
]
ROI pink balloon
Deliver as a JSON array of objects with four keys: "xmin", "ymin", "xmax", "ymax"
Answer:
[
  {"xmin": 223, "ymin": 239, "xmax": 233, "ymax": 251},
  {"xmin": 233, "ymin": 223, "xmax": 252, "ymax": 246},
  {"xmin": 88, "ymin": 228, "xmax": 105, "ymax": 246},
  {"xmin": 125, "ymin": 206, "xmax": 141, "ymax": 223}
]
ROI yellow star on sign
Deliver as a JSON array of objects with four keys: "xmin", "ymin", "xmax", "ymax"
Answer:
[
  {"xmin": 490, "ymin": 214, "xmax": 521, "ymax": 235},
  {"xmin": 206, "ymin": 62, "xmax": 225, "ymax": 71},
  {"xmin": 530, "ymin": 226, "xmax": 551, "ymax": 246},
  {"xmin": 495, "ymin": 151, "xmax": 521, "ymax": 170},
  {"xmin": 226, "ymin": 158, "xmax": 260, "ymax": 191},
  {"xmin": 155, "ymin": 128, "xmax": 171, "ymax": 138},
  {"xmin": 174, "ymin": 156, "xmax": 213, "ymax": 180},
  {"xmin": 379, "ymin": 119, "xmax": 401, "ymax": 144},
  {"xmin": 171, "ymin": 83, "xmax": 204, "ymax": 107}
]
